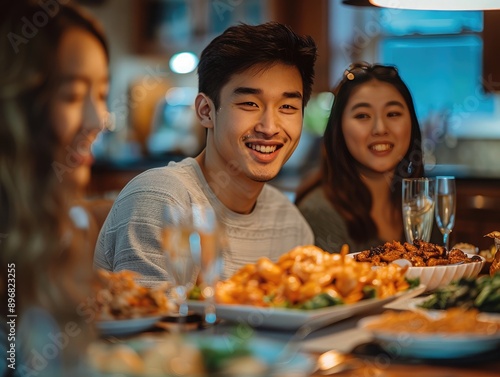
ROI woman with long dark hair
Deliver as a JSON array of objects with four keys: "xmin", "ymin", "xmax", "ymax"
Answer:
[
  {"xmin": 296, "ymin": 63, "xmax": 424, "ymax": 253},
  {"xmin": 0, "ymin": 1, "xmax": 110, "ymax": 375}
]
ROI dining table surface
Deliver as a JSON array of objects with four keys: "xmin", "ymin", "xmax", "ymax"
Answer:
[
  {"xmin": 301, "ymin": 310, "xmax": 500, "ymax": 377},
  {"xmin": 102, "ymin": 290, "xmax": 500, "ymax": 377},
  {"xmin": 209, "ymin": 302, "xmax": 500, "ymax": 377}
]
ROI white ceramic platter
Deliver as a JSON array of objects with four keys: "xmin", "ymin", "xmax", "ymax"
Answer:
[
  {"xmin": 96, "ymin": 314, "xmax": 165, "ymax": 337},
  {"xmin": 358, "ymin": 313, "xmax": 500, "ymax": 359},
  {"xmin": 187, "ymin": 285, "xmax": 426, "ymax": 331}
]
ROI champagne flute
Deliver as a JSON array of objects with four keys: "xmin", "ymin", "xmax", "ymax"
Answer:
[
  {"xmin": 162, "ymin": 205, "xmax": 200, "ymax": 328},
  {"xmin": 434, "ymin": 176, "xmax": 456, "ymax": 250},
  {"xmin": 191, "ymin": 204, "xmax": 224, "ymax": 325},
  {"xmin": 402, "ymin": 178, "xmax": 435, "ymax": 243}
]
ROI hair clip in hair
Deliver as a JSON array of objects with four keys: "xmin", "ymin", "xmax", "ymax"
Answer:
[{"xmin": 343, "ymin": 63, "xmax": 399, "ymax": 83}]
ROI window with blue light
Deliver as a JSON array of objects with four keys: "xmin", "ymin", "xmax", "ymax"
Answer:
[
  {"xmin": 209, "ymin": 0, "xmax": 264, "ymax": 34},
  {"xmin": 377, "ymin": 9, "xmax": 496, "ymax": 136},
  {"xmin": 379, "ymin": 10, "xmax": 483, "ymax": 35}
]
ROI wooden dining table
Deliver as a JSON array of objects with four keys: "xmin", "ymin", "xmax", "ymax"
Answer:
[
  {"xmin": 303, "ymin": 313, "xmax": 500, "ymax": 377},
  {"xmin": 96, "ymin": 281, "xmax": 500, "ymax": 377},
  {"xmin": 139, "ymin": 293, "xmax": 500, "ymax": 377},
  {"xmin": 213, "ymin": 317, "xmax": 500, "ymax": 377}
]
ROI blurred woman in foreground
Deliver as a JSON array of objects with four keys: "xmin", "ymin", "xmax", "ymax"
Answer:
[{"xmin": 0, "ymin": 1, "xmax": 110, "ymax": 375}]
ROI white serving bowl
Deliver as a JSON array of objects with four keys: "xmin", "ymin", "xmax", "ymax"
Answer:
[
  {"xmin": 405, "ymin": 255, "xmax": 485, "ymax": 291},
  {"xmin": 349, "ymin": 252, "xmax": 485, "ymax": 292}
]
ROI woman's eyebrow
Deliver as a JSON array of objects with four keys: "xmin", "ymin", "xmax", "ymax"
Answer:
[
  {"xmin": 350, "ymin": 100, "xmax": 405, "ymax": 111},
  {"xmin": 350, "ymin": 102, "xmax": 371, "ymax": 111},
  {"xmin": 385, "ymin": 100, "xmax": 405, "ymax": 108}
]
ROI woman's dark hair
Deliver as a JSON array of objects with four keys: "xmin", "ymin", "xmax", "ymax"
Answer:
[
  {"xmin": 197, "ymin": 21, "xmax": 317, "ymax": 110},
  {"xmin": 0, "ymin": 1, "xmax": 109, "ymax": 368},
  {"xmin": 296, "ymin": 63, "xmax": 424, "ymax": 243}
]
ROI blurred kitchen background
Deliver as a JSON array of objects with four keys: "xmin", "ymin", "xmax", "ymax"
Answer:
[{"xmin": 79, "ymin": 0, "xmax": 500, "ymax": 248}]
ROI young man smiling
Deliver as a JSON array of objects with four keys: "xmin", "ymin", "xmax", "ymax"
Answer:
[{"xmin": 94, "ymin": 22, "xmax": 318, "ymax": 286}]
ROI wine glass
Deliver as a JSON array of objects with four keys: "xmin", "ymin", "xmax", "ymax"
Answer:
[
  {"xmin": 190, "ymin": 204, "xmax": 225, "ymax": 325},
  {"xmin": 402, "ymin": 178, "xmax": 435, "ymax": 243},
  {"xmin": 162, "ymin": 205, "xmax": 200, "ymax": 327},
  {"xmin": 434, "ymin": 176, "xmax": 456, "ymax": 250}
]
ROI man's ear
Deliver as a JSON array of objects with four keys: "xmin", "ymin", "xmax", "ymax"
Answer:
[{"xmin": 195, "ymin": 93, "xmax": 214, "ymax": 129}]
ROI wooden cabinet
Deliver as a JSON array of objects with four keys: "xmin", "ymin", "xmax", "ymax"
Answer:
[
  {"xmin": 452, "ymin": 179, "xmax": 500, "ymax": 250},
  {"xmin": 87, "ymin": 167, "xmax": 141, "ymax": 198},
  {"xmin": 483, "ymin": 10, "xmax": 500, "ymax": 93},
  {"xmin": 268, "ymin": 0, "xmax": 330, "ymax": 93},
  {"xmin": 86, "ymin": 157, "xmax": 182, "ymax": 198}
]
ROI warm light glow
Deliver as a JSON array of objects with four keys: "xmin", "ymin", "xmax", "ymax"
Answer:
[
  {"xmin": 473, "ymin": 195, "xmax": 485, "ymax": 209},
  {"xmin": 317, "ymin": 350, "xmax": 347, "ymax": 371},
  {"xmin": 369, "ymin": 0, "xmax": 500, "ymax": 10},
  {"xmin": 169, "ymin": 52, "xmax": 198, "ymax": 74}
]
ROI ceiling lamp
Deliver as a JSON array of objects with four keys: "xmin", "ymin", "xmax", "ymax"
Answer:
[{"xmin": 369, "ymin": 0, "xmax": 500, "ymax": 10}]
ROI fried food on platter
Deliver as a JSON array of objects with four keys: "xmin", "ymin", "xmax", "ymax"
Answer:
[
  {"xmin": 354, "ymin": 239, "xmax": 482, "ymax": 267},
  {"xmin": 484, "ymin": 231, "xmax": 500, "ymax": 276},
  {"xmin": 94, "ymin": 270, "xmax": 171, "ymax": 320},
  {"xmin": 215, "ymin": 245, "xmax": 411, "ymax": 308},
  {"xmin": 484, "ymin": 231, "xmax": 500, "ymax": 239}
]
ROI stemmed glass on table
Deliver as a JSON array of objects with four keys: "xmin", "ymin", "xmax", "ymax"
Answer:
[
  {"xmin": 162, "ymin": 203, "xmax": 224, "ymax": 329},
  {"xmin": 190, "ymin": 204, "xmax": 225, "ymax": 326},
  {"xmin": 434, "ymin": 176, "xmax": 456, "ymax": 250},
  {"xmin": 162, "ymin": 205, "xmax": 200, "ymax": 328},
  {"xmin": 402, "ymin": 178, "xmax": 435, "ymax": 243}
]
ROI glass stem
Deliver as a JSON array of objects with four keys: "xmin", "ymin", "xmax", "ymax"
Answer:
[
  {"xmin": 179, "ymin": 301, "xmax": 188, "ymax": 317},
  {"xmin": 205, "ymin": 297, "xmax": 216, "ymax": 325},
  {"xmin": 175, "ymin": 286, "xmax": 188, "ymax": 332},
  {"xmin": 443, "ymin": 232, "xmax": 450, "ymax": 251}
]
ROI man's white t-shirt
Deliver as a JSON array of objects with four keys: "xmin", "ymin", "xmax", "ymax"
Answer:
[{"xmin": 94, "ymin": 158, "xmax": 314, "ymax": 287}]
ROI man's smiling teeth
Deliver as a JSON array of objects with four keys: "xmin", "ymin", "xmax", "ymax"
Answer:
[
  {"xmin": 247, "ymin": 143, "xmax": 277, "ymax": 154},
  {"xmin": 371, "ymin": 144, "xmax": 392, "ymax": 152}
]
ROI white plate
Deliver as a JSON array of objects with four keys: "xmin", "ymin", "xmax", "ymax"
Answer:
[
  {"xmin": 96, "ymin": 314, "xmax": 165, "ymax": 336},
  {"xmin": 187, "ymin": 285, "xmax": 426, "ymax": 331},
  {"xmin": 358, "ymin": 314, "xmax": 500, "ymax": 359}
]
